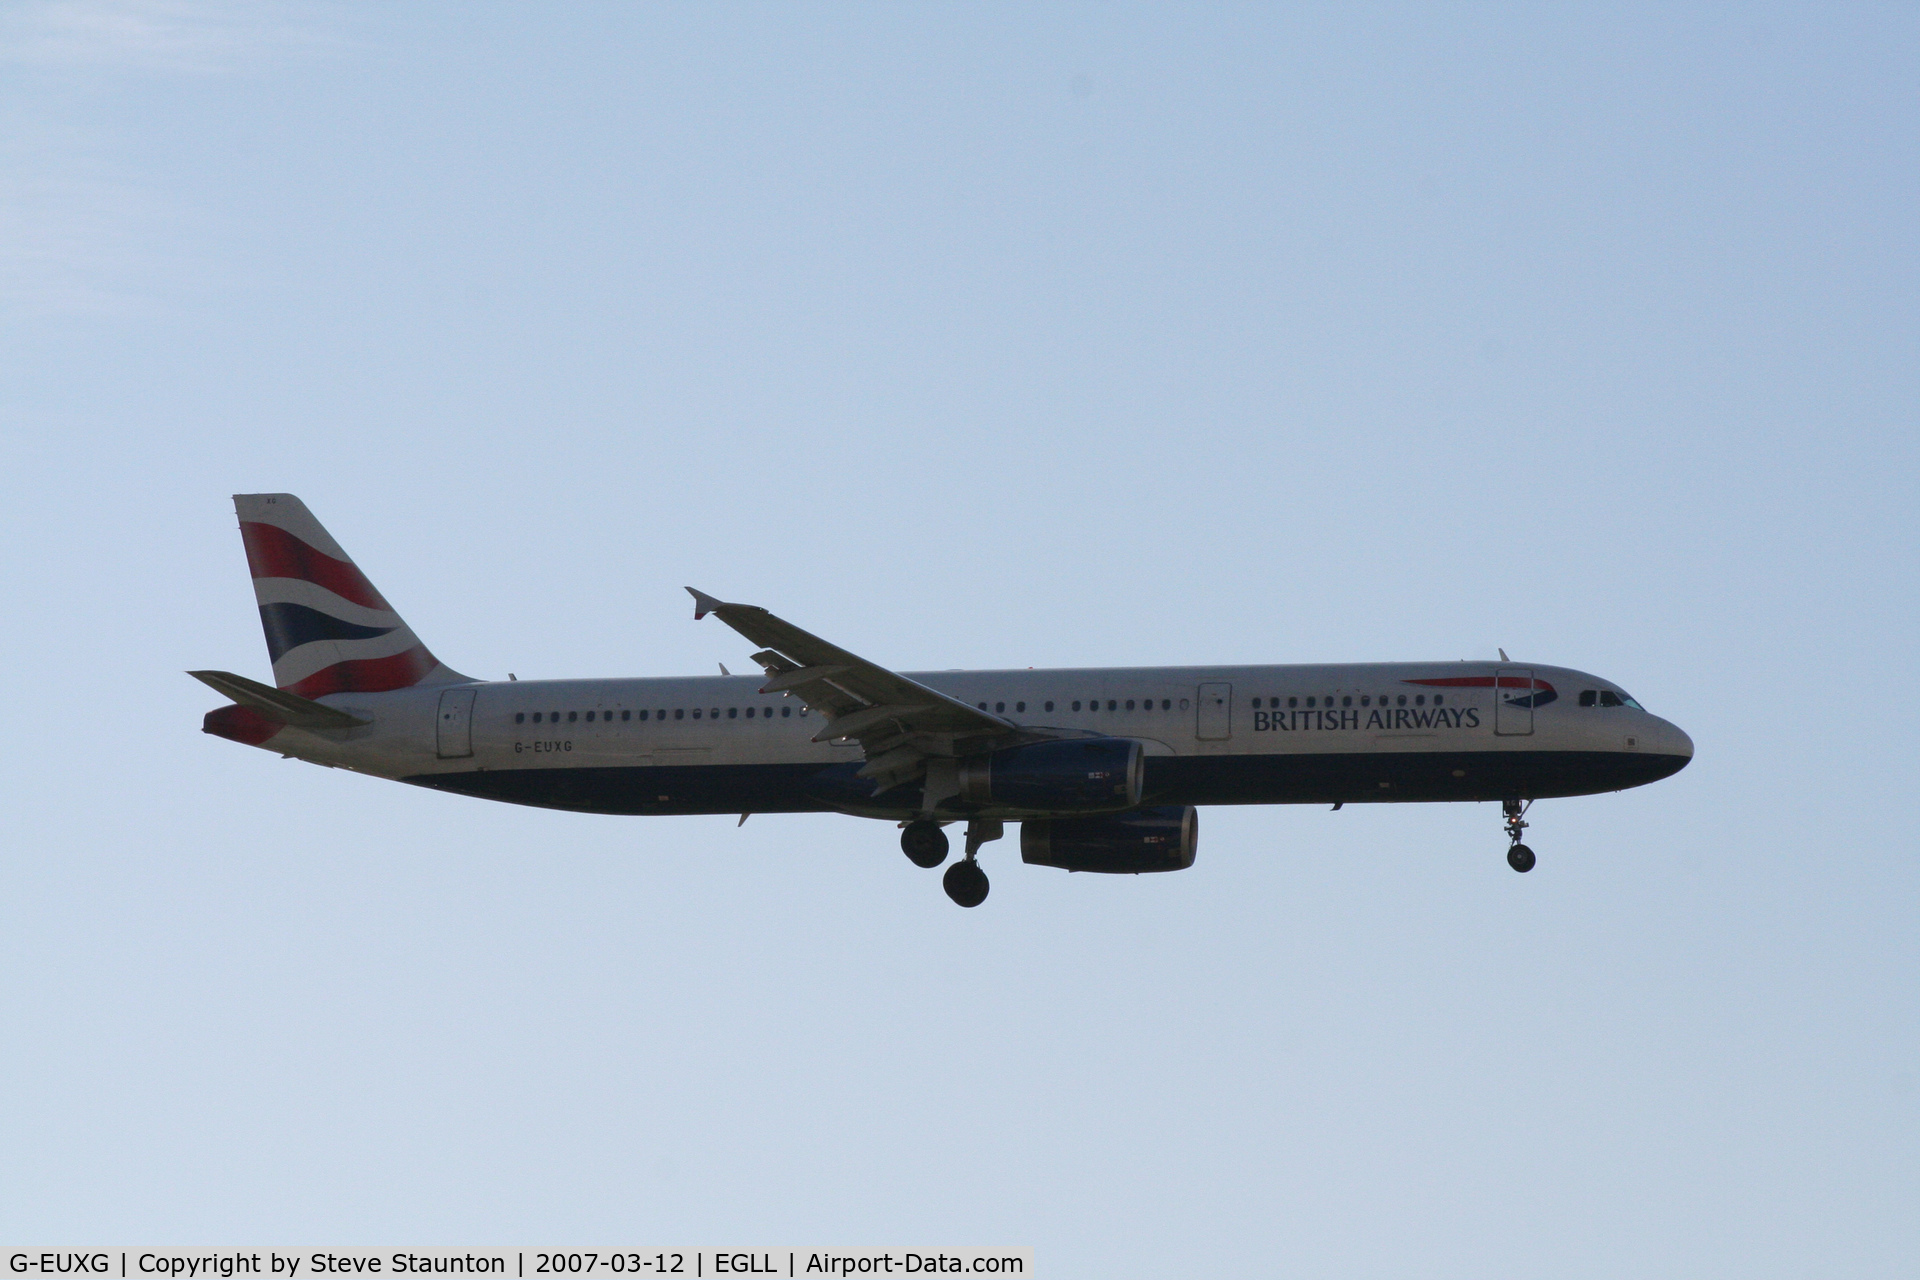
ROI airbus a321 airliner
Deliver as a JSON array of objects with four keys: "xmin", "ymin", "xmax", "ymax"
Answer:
[{"xmin": 194, "ymin": 494, "xmax": 1693, "ymax": 907}]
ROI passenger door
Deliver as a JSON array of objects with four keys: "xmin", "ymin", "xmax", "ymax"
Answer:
[
  {"xmin": 437, "ymin": 687, "xmax": 476, "ymax": 758},
  {"xmin": 1196, "ymin": 682, "xmax": 1233, "ymax": 740},
  {"xmin": 1494, "ymin": 667, "xmax": 1534, "ymax": 736}
]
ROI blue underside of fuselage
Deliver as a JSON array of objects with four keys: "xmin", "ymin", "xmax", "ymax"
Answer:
[{"xmin": 400, "ymin": 750, "xmax": 1690, "ymax": 817}]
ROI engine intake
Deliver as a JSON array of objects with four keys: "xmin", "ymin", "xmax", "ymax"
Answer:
[
  {"xmin": 955, "ymin": 737, "xmax": 1143, "ymax": 813},
  {"xmin": 1021, "ymin": 805, "xmax": 1198, "ymax": 874}
]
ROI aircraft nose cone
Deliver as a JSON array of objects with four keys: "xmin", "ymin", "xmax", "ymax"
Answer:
[{"xmin": 1650, "ymin": 717, "xmax": 1694, "ymax": 766}]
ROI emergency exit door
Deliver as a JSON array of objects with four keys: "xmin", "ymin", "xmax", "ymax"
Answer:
[
  {"xmin": 437, "ymin": 687, "xmax": 476, "ymax": 758},
  {"xmin": 1196, "ymin": 682, "xmax": 1233, "ymax": 740},
  {"xmin": 1494, "ymin": 667, "xmax": 1534, "ymax": 736}
]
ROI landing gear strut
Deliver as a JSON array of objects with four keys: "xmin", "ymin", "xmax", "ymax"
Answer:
[
  {"xmin": 900, "ymin": 820, "xmax": 949, "ymax": 868},
  {"xmin": 1503, "ymin": 797, "xmax": 1535, "ymax": 873},
  {"xmin": 941, "ymin": 818, "xmax": 1003, "ymax": 907}
]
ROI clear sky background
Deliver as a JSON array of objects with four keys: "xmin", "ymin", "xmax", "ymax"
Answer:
[{"xmin": 2, "ymin": 2, "xmax": 1915, "ymax": 1275}]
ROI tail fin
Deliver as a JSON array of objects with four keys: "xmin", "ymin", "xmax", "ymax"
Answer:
[{"xmin": 234, "ymin": 494, "xmax": 471, "ymax": 697}]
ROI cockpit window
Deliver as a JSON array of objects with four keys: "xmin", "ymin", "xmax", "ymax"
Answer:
[{"xmin": 1596, "ymin": 690, "xmax": 1646, "ymax": 709}]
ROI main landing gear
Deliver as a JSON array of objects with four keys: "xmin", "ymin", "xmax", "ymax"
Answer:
[
  {"xmin": 943, "ymin": 860, "xmax": 989, "ymax": 908},
  {"xmin": 1504, "ymin": 797, "xmax": 1536, "ymax": 873},
  {"xmin": 901, "ymin": 817, "xmax": 1001, "ymax": 907},
  {"xmin": 900, "ymin": 820, "xmax": 949, "ymax": 868}
]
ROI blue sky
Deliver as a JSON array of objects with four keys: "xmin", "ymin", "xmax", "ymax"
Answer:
[{"xmin": 2, "ymin": 3, "xmax": 1916, "ymax": 1274}]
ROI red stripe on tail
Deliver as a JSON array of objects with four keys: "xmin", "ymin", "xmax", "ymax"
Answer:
[
  {"xmin": 283, "ymin": 644, "xmax": 440, "ymax": 698},
  {"xmin": 280, "ymin": 644, "xmax": 439, "ymax": 694},
  {"xmin": 240, "ymin": 521, "xmax": 391, "ymax": 611}
]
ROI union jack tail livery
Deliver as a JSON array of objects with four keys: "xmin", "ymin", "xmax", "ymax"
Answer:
[{"xmin": 235, "ymin": 493, "xmax": 469, "ymax": 698}]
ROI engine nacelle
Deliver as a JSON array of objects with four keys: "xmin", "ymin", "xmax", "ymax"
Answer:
[
  {"xmin": 1021, "ymin": 805, "xmax": 1198, "ymax": 874},
  {"xmin": 955, "ymin": 737, "xmax": 1143, "ymax": 813}
]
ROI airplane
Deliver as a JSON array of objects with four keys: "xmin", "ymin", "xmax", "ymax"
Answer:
[{"xmin": 194, "ymin": 494, "xmax": 1694, "ymax": 907}]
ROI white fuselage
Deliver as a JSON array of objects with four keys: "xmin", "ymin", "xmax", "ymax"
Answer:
[{"xmin": 252, "ymin": 661, "xmax": 1693, "ymax": 818}]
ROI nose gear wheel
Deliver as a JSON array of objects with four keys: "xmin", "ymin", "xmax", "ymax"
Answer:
[{"xmin": 1503, "ymin": 797, "xmax": 1535, "ymax": 873}]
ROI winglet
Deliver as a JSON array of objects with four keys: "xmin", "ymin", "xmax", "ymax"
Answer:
[{"xmin": 686, "ymin": 587, "xmax": 726, "ymax": 620}]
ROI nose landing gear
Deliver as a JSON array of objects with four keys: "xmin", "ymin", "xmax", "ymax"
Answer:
[{"xmin": 1503, "ymin": 797, "xmax": 1535, "ymax": 873}]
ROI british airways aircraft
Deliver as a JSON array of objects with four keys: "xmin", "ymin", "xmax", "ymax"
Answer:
[{"xmin": 195, "ymin": 494, "xmax": 1693, "ymax": 907}]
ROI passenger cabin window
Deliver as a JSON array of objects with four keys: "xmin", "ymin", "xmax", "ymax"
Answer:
[
  {"xmin": 1044, "ymin": 701, "xmax": 1054, "ymax": 712},
  {"xmin": 568, "ymin": 711, "xmax": 578, "ymax": 723}
]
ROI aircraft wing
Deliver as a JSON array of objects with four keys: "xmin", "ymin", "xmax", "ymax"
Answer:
[{"xmin": 686, "ymin": 587, "xmax": 1016, "ymax": 793}]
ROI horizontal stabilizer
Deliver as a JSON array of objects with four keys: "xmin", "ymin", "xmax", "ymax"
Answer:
[{"xmin": 187, "ymin": 670, "xmax": 370, "ymax": 729}]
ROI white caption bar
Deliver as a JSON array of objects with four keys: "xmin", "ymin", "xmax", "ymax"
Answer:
[{"xmin": 4, "ymin": 1252, "xmax": 1031, "ymax": 1280}]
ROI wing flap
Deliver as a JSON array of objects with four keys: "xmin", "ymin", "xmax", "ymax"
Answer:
[{"xmin": 811, "ymin": 703, "xmax": 934, "ymax": 743}]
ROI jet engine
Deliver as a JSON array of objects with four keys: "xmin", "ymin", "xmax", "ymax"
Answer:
[
  {"xmin": 1021, "ymin": 804, "xmax": 1198, "ymax": 874},
  {"xmin": 955, "ymin": 737, "xmax": 1143, "ymax": 813}
]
